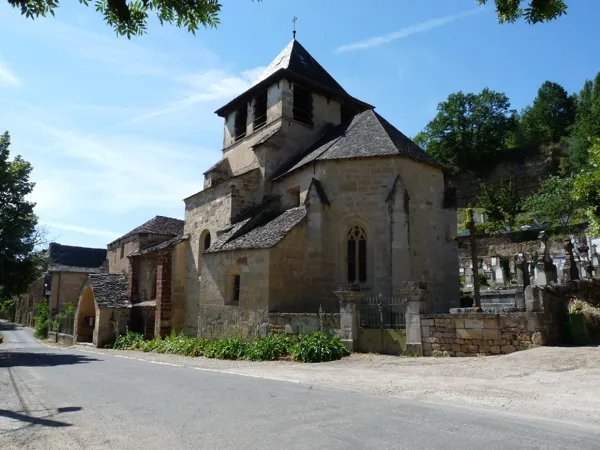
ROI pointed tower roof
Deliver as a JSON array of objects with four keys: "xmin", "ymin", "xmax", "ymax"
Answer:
[{"xmin": 215, "ymin": 40, "xmax": 371, "ymax": 117}]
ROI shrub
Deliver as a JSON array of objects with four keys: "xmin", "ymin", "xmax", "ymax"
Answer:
[
  {"xmin": 290, "ymin": 332, "xmax": 349, "ymax": 363},
  {"xmin": 33, "ymin": 300, "xmax": 49, "ymax": 339},
  {"xmin": 204, "ymin": 338, "xmax": 250, "ymax": 360},
  {"xmin": 111, "ymin": 331, "xmax": 145, "ymax": 350},
  {"xmin": 245, "ymin": 334, "xmax": 295, "ymax": 361},
  {"xmin": 573, "ymin": 300, "xmax": 600, "ymax": 342}
]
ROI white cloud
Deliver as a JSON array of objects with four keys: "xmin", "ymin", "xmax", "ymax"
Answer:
[
  {"xmin": 45, "ymin": 222, "xmax": 120, "ymax": 239},
  {"xmin": 336, "ymin": 8, "xmax": 482, "ymax": 52},
  {"xmin": 0, "ymin": 59, "xmax": 19, "ymax": 86},
  {"xmin": 119, "ymin": 66, "xmax": 267, "ymax": 127}
]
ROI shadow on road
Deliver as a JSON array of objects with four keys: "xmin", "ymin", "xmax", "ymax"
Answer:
[
  {"xmin": 0, "ymin": 321, "xmax": 18, "ymax": 331},
  {"xmin": 0, "ymin": 352, "xmax": 100, "ymax": 368},
  {"xmin": 0, "ymin": 407, "xmax": 82, "ymax": 428}
]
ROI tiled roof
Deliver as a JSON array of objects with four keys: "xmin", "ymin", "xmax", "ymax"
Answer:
[
  {"xmin": 206, "ymin": 207, "xmax": 307, "ymax": 253},
  {"xmin": 133, "ymin": 234, "xmax": 188, "ymax": 256},
  {"xmin": 86, "ymin": 273, "xmax": 131, "ymax": 308},
  {"xmin": 110, "ymin": 216, "xmax": 184, "ymax": 245},
  {"xmin": 47, "ymin": 243, "xmax": 107, "ymax": 273},
  {"xmin": 272, "ymin": 110, "xmax": 441, "ymax": 179}
]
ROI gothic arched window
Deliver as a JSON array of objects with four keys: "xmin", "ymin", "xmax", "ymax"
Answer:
[{"xmin": 347, "ymin": 226, "xmax": 367, "ymax": 283}]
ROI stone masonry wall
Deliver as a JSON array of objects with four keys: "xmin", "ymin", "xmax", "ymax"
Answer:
[
  {"xmin": 275, "ymin": 156, "xmax": 459, "ymax": 313},
  {"xmin": 421, "ymin": 313, "xmax": 544, "ymax": 357},
  {"xmin": 268, "ymin": 312, "xmax": 341, "ymax": 336}
]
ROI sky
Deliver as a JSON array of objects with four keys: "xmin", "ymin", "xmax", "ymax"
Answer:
[{"xmin": 0, "ymin": 0, "xmax": 598, "ymax": 249}]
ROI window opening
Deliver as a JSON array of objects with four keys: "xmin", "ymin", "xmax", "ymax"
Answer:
[{"xmin": 347, "ymin": 226, "xmax": 367, "ymax": 283}]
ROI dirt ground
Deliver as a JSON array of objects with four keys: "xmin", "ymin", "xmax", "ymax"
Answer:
[{"xmin": 76, "ymin": 345, "xmax": 600, "ymax": 427}]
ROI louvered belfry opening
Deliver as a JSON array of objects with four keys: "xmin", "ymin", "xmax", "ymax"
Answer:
[
  {"xmin": 253, "ymin": 91, "xmax": 267, "ymax": 130},
  {"xmin": 293, "ymin": 84, "xmax": 313, "ymax": 126},
  {"xmin": 234, "ymin": 104, "xmax": 247, "ymax": 141}
]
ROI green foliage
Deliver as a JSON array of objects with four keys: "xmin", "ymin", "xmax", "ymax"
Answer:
[
  {"xmin": 478, "ymin": 273, "xmax": 489, "ymax": 287},
  {"xmin": 416, "ymin": 89, "xmax": 518, "ymax": 172},
  {"xmin": 245, "ymin": 333, "xmax": 295, "ymax": 361},
  {"xmin": 477, "ymin": 179, "xmax": 523, "ymax": 232},
  {"xmin": 8, "ymin": 0, "xmax": 263, "ymax": 38},
  {"xmin": 519, "ymin": 81, "xmax": 576, "ymax": 146},
  {"xmin": 477, "ymin": 0, "xmax": 568, "ymax": 24},
  {"xmin": 572, "ymin": 139, "xmax": 600, "ymax": 234},
  {"xmin": 0, "ymin": 131, "xmax": 46, "ymax": 299},
  {"xmin": 111, "ymin": 331, "xmax": 145, "ymax": 350},
  {"xmin": 0, "ymin": 297, "xmax": 16, "ymax": 316},
  {"xmin": 204, "ymin": 338, "xmax": 251, "ymax": 360},
  {"xmin": 290, "ymin": 332, "xmax": 349, "ymax": 363},
  {"xmin": 33, "ymin": 299, "xmax": 49, "ymax": 339},
  {"xmin": 522, "ymin": 176, "xmax": 582, "ymax": 226},
  {"xmin": 64, "ymin": 302, "xmax": 75, "ymax": 318},
  {"xmin": 110, "ymin": 331, "xmax": 349, "ymax": 363}
]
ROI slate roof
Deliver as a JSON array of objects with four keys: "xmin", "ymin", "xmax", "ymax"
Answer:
[
  {"xmin": 206, "ymin": 207, "xmax": 307, "ymax": 253},
  {"xmin": 252, "ymin": 40, "xmax": 347, "ymax": 95},
  {"xmin": 109, "ymin": 216, "xmax": 184, "ymax": 245},
  {"xmin": 133, "ymin": 234, "xmax": 188, "ymax": 256},
  {"xmin": 47, "ymin": 243, "xmax": 107, "ymax": 273},
  {"xmin": 215, "ymin": 40, "xmax": 371, "ymax": 117},
  {"xmin": 86, "ymin": 273, "xmax": 131, "ymax": 308},
  {"xmin": 272, "ymin": 110, "xmax": 441, "ymax": 179}
]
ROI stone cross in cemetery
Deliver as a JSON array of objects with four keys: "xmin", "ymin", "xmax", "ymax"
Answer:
[{"xmin": 563, "ymin": 238, "xmax": 580, "ymax": 282}]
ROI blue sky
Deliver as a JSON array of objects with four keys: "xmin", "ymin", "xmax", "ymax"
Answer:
[{"xmin": 0, "ymin": 0, "xmax": 598, "ymax": 249}]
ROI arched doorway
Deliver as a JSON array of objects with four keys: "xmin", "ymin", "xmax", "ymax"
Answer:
[{"xmin": 76, "ymin": 285, "xmax": 97, "ymax": 343}]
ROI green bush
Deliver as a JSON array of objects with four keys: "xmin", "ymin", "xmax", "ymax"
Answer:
[
  {"xmin": 33, "ymin": 300, "xmax": 49, "ymax": 339},
  {"xmin": 245, "ymin": 334, "xmax": 295, "ymax": 361},
  {"xmin": 109, "ymin": 331, "xmax": 349, "ymax": 363},
  {"xmin": 204, "ymin": 337, "xmax": 250, "ymax": 360},
  {"xmin": 111, "ymin": 331, "xmax": 145, "ymax": 349},
  {"xmin": 290, "ymin": 332, "xmax": 349, "ymax": 363}
]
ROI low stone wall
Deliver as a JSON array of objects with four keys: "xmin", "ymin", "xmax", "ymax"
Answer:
[
  {"xmin": 421, "ymin": 313, "xmax": 544, "ymax": 357},
  {"xmin": 268, "ymin": 312, "xmax": 340, "ymax": 336},
  {"xmin": 198, "ymin": 306, "xmax": 269, "ymax": 340},
  {"xmin": 48, "ymin": 331, "xmax": 74, "ymax": 345}
]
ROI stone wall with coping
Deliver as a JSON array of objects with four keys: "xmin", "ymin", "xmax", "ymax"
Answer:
[
  {"xmin": 421, "ymin": 313, "xmax": 544, "ymax": 357},
  {"xmin": 47, "ymin": 331, "xmax": 74, "ymax": 345},
  {"xmin": 268, "ymin": 312, "xmax": 341, "ymax": 336}
]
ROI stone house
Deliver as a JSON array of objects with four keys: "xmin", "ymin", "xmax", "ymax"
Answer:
[
  {"xmin": 74, "ymin": 273, "xmax": 132, "ymax": 347},
  {"xmin": 106, "ymin": 215, "xmax": 186, "ymax": 338},
  {"xmin": 16, "ymin": 243, "xmax": 107, "ymax": 330},
  {"xmin": 182, "ymin": 39, "xmax": 459, "ymax": 339}
]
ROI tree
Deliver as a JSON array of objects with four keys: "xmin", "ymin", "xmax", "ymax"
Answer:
[
  {"xmin": 477, "ymin": 179, "xmax": 523, "ymax": 232},
  {"xmin": 8, "ymin": 0, "xmax": 263, "ymax": 38},
  {"xmin": 572, "ymin": 138, "xmax": 600, "ymax": 235},
  {"xmin": 9, "ymin": 1, "xmax": 568, "ymax": 38},
  {"xmin": 0, "ymin": 131, "xmax": 45, "ymax": 299},
  {"xmin": 521, "ymin": 176, "xmax": 581, "ymax": 227},
  {"xmin": 416, "ymin": 89, "xmax": 517, "ymax": 172},
  {"xmin": 519, "ymin": 81, "xmax": 576, "ymax": 146},
  {"xmin": 478, "ymin": 0, "xmax": 568, "ymax": 24},
  {"xmin": 568, "ymin": 74, "xmax": 600, "ymax": 171}
]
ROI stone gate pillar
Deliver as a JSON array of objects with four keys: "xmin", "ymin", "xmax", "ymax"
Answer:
[
  {"xmin": 333, "ymin": 286, "xmax": 362, "ymax": 352},
  {"xmin": 398, "ymin": 281, "xmax": 428, "ymax": 356},
  {"xmin": 155, "ymin": 250, "xmax": 173, "ymax": 337}
]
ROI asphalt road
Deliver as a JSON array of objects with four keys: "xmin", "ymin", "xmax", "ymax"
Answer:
[{"xmin": 1, "ymin": 321, "xmax": 599, "ymax": 449}]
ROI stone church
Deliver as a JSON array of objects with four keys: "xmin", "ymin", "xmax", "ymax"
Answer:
[
  {"xmin": 181, "ymin": 39, "xmax": 459, "ymax": 338},
  {"xmin": 60, "ymin": 38, "xmax": 458, "ymax": 346}
]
